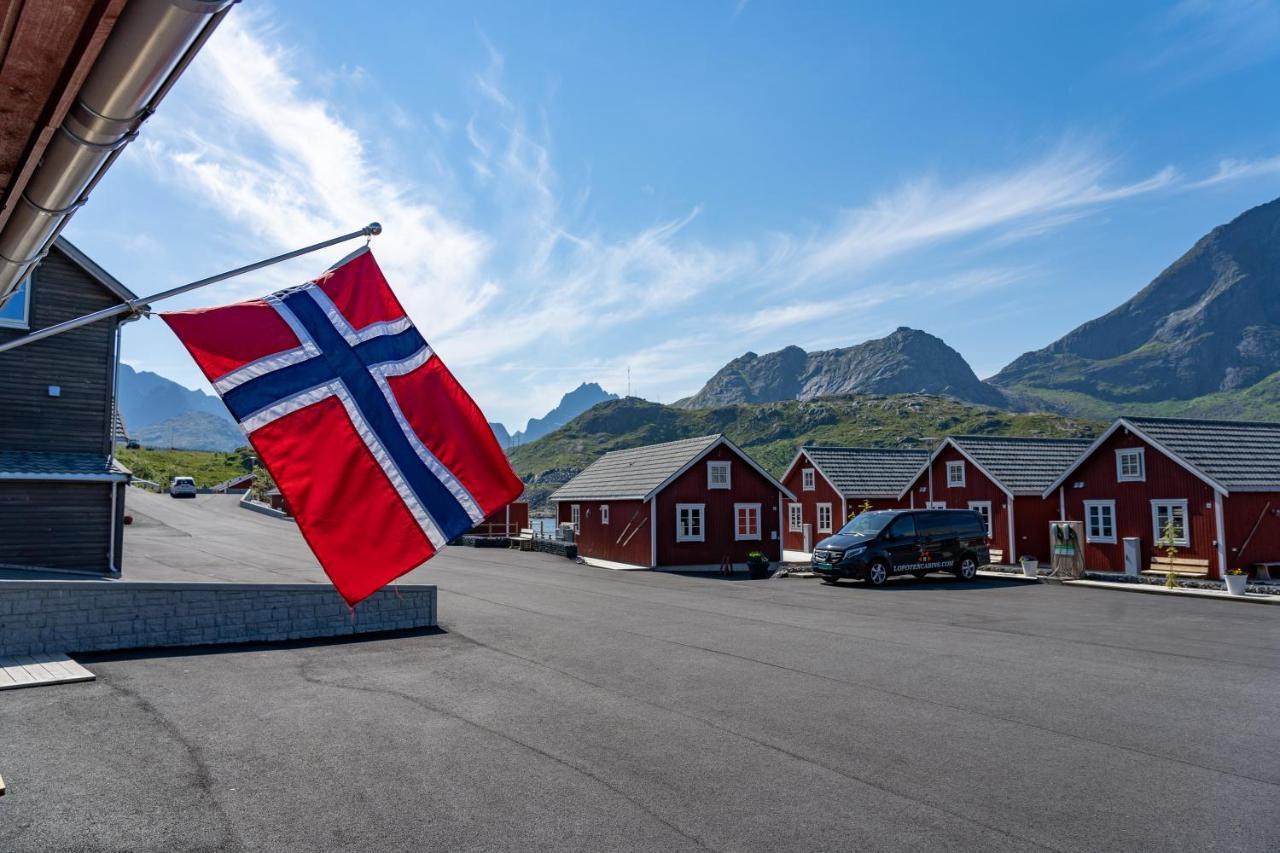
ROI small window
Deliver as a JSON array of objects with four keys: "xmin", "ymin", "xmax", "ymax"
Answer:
[
  {"xmin": 802, "ymin": 468, "xmax": 815, "ymax": 491},
  {"xmin": 946, "ymin": 460, "xmax": 965, "ymax": 487},
  {"xmin": 734, "ymin": 503, "xmax": 761, "ymax": 540},
  {"xmin": 788, "ymin": 503, "xmax": 802, "ymax": 532},
  {"xmin": 967, "ymin": 501, "xmax": 992, "ymax": 537},
  {"xmin": 888, "ymin": 514, "xmax": 916, "ymax": 539},
  {"xmin": 0, "ymin": 275, "xmax": 31, "ymax": 330},
  {"xmin": 707, "ymin": 461, "xmax": 731, "ymax": 490},
  {"xmin": 816, "ymin": 502, "xmax": 833, "ymax": 533},
  {"xmin": 1084, "ymin": 500, "xmax": 1116, "ymax": 543},
  {"xmin": 926, "ymin": 501, "xmax": 946, "ymax": 509},
  {"xmin": 676, "ymin": 503, "xmax": 705, "ymax": 542},
  {"xmin": 1152, "ymin": 499, "xmax": 1189, "ymax": 548},
  {"xmin": 600, "ymin": 504, "xmax": 609, "ymax": 525},
  {"xmin": 1116, "ymin": 448, "xmax": 1145, "ymax": 482},
  {"xmin": 570, "ymin": 504, "xmax": 581, "ymax": 532}
]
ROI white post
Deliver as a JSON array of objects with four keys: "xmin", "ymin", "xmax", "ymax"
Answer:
[{"xmin": 1214, "ymin": 491, "xmax": 1228, "ymax": 579}]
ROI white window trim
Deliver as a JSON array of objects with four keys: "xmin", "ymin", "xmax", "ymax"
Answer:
[
  {"xmin": 570, "ymin": 504, "xmax": 580, "ymax": 533},
  {"xmin": 0, "ymin": 274, "xmax": 31, "ymax": 330},
  {"xmin": 946, "ymin": 460, "xmax": 965, "ymax": 487},
  {"xmin": 676, "ymin": 503, "xmax": 705, "ymax": 543},
  {"xmin": 801, "ymin": 468, "xmax": 815, "ymax": 491},
  {"xmin": 1151, "ymin": 499, "xmax": 1189, "ymax": 548},
  {"xmin": 926, "ymin": 501, "xmax": 946, "ymax": 509},
  {"xmin": 734, "ymin": 502, "xmax": 762, "ymax": 541},
  {"xmin": 788, "ymin": 502, "xmax": 802, "ymax": 533},
  {"xmin": 1083, "ymin": 499, "xmax": 1116, "ymax": 544},
  {"xmin": 600, "ymin": 504, "xmax": 609, "ymax": 525},
  {"xmin": 967, "ymin": 500, "xmax": 993, "ymax": 537},
  {"xmin": 816, "ymin": 502, "xmax": 833, "ymax": 533},
  {"xmin": 707, "ymin": 460, "xmax": 731, "ymax": 490},
  {"xmin": 1116, "ymin": 448, "xmax": 1145, "ymax": 482}
]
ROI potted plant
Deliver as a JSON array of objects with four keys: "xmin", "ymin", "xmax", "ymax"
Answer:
[
  {"xmin": 1224, "ymin": 567, "xmax": 1249, "ymax": 597},
  {"xmin": 1019, "ymin": 556, "xmax": 1039, "ymax": 578},
  {"xmin": 745, "ymin": 550, "xmax": 771, "ymax": 579}
]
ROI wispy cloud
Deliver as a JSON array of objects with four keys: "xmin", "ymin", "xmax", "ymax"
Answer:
[
  {"xmin": 1189, "ymin": 154, "xmax": 1280, "ymax": 188},
  {"xmin": 1146, "ymin": 0, "xmax": 1280, "ymax": 81},
  {"xmin": 132, "ymin": 10, "xmax": 1274, "ymax": 426}
]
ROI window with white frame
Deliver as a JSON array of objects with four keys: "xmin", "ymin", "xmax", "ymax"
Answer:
[
  {"xmin": 570, "ymin": 504, "xmax": 580, "ymax": 532},
  {"xmin": 926, "ymin": 501, "xmax": 947, "ymax": 509},
  {"xmin": 788, "ymin": 503, "xmax": 802, "ymax": 532},
  {"xmin": 802, "ymin": 468, "xmax": 815, "ymax": 491},
  {"xmin": 676, "ymin": 503, "xmax": 705, "ymax": 542},
  {"xmin": 816, "ymin": 502, "xmax": 833, "ymax": 533},
  {"xmin": 734, "ymin": 503, "xmax": 761, "ymax": 540},
  {"xmin": 707, "ymin": 460, "xmax": 731, "ymax": 489},
  {"xmin": 1084, "ymin": 500, "xmax": 1116, "ymax": 543},
  {"xmin": 0, "ymin": 275, "xmax": 31, "ymax": 330},
  {"xmin": 1151, "ymin": 499, "xmax": 1189, "ymax": 547},
  {"xmin": 1116, "ymin": 448, "xmax": 1145, "ymax": 482},
  {"xmin": 967, "ymin": 501, "xmax": 992, "ymax": 537},
  {"xmin": 600, "ymin": 504, "xmax": 609, "ymax": 525},
  {"xmin": 946, "ymin": 460, "xmax": 965, "ymax": 487}
]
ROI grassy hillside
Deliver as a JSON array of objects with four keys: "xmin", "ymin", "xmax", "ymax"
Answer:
[
  {"xmin": 508, "ymin": 394, "xmax": 1102, "ymax": 482},
  {"xmin": 1002, "ymin": 370, "xmax": 1280, "ymax": 423},
  {"xmin": 115, "ymin": 446, "xmax": 257, "ymax": 488}
]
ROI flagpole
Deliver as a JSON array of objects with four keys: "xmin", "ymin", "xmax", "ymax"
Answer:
[{"xmin": 0, "ymin": 222, "xmax": 382, "ymax": 353}]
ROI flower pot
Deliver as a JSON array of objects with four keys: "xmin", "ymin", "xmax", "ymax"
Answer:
[
  {"xmin": 1020, "ymin": 557, "xmax": 1039, "ymax": 578},
  {"xmin": 747, "ymin": 560, "xmax": 770, "ymax": 579},
  {"xmin": 1224, "ymin": 574, "xmax": 1248, "ymax": 596}
]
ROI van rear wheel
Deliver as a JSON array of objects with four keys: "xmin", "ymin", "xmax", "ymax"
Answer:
[
  {"xmin": 865, "ymin": 560, "xmax": 889, "ymax": 587},
  {"xmin": 954, "ymin": 555, "xmax": 978, "ymax": 581}
]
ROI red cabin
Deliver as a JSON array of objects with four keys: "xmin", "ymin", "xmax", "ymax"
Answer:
[
  {"xmin": 1044, "ymin": 417, "xmax": 1280, "ymax": 580},
  {"xmin": 467, "ymin": 501, "xmax": 530, "ymax": 538},
  {"xmin": 779, "ymin": 446, "xmax": 926, "ymax": 554},
  {"xmin": 899, "ymin": 436, "xmax": 1092, "ymax": 565},
  {"xmin": 552, "ymin": 434, "xmax": 794, "ymax": 570}
]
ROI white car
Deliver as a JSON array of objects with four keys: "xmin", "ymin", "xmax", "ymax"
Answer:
[{"xmin": 169, "ymin": 476, "xmax": 197, "ymax": 499}]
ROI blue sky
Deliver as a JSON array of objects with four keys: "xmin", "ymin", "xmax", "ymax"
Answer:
[{"xmin": 65, "ymin": 0, "xmax": 1280, "ymax": 430}]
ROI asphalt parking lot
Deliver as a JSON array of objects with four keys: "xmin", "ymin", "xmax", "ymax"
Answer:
[{"xmin": 2, "ymin": 494, "xmax": 1278, "ymax": 851}]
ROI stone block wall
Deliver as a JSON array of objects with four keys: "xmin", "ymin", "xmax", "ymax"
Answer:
[{"xmin": 0, "ymin": 581, "xmax": 435, "ymax": 657}]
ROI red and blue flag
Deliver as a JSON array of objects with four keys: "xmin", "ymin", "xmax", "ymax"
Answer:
[{"xmin": 161, "ymin": 249, "xmax": 522, "ymax": 605}]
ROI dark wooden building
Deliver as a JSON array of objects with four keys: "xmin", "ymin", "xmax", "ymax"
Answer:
[
  {"xmin": 1045, "ymin": 417, "xmax": 1280, "ymax": 579},
  {"xmin": 780, "ymin": 446, "xmax": 925, "ymax": 554},
  {"xmin": 553, "ymin": 435, "xmax": 794, "ymax": 570},
  {"xmin": 0, "ymin": 238, "xmax": 137, "ymax": 574},
  {"xmin": 899, "ymin": 435, "xmax": 1091, "ymax": 565}
]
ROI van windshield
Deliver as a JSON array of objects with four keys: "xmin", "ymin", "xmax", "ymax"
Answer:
[{"xmin": 837, "ymin": 511, "xmax": 893, "ymax": 536}]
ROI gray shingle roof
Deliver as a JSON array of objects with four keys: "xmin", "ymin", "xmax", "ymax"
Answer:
[
  {"xmin": 0, "ymin": 451, "xmax": 130, "ymax": 481},
  {"xmin": 949, "ymin": 435, "xmax": 1093, "ymax": 495},
  {"xmin": 1124, "ymin": 417, "xmax": 1280, "ymax": 492},
  {"xmin": 550, "ymin": 435, "xmax": 722, "ymax": 502},
  {"xmin": 801, "ymin": 446, "xmax": 929, "ymax": 498}
]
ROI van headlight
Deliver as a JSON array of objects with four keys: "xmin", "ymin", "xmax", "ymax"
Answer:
[{"xmin": 845, "ymin": 546, "xmax": 866, "ymax": 557}]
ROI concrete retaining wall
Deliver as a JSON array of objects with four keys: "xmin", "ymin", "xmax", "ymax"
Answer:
[{"xmin": 0, "ymin": 581, "xmax": 436, "ymax": 657}]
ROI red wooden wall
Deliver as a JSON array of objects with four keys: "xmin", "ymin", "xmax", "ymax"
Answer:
[
  {"xmin": 654, "ymin": 443, "xmax": 784, "ymax": 566},
  {"xmin": 1058, "ymin": 429, "xmax": 1218, "ymax": 574},
  {"xmin": 557, "ymin": 498, "xmax": 651, "ymax": 566},
  {"xmin": 780, "ymin": 454, "xmax": 845, "ymax": 552},
  {"xmin": 910, "ymin": 445, "xmax": 1012, "ymax": 558},
  {"xmin": 1223, "ymin": 492, "xmax": 1280, "ymax": 573},
  {"xmin": 469, "ymin": 501, "xmax": 530, "ymax": 537}
]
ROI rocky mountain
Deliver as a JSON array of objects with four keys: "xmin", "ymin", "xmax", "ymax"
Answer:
[
  {"xmin": 675, "ymin": 328, "xmax": 1006, "ymax": 409},
  {"xmin": 490, "ymin": 421, "xmax": 512, "ymax": 447},
  {"xmin": 117, "ymin": 363, "xmax": 233, "ymax": 431},
  {"xmin": 514, "ymin": 382, "xmax": 618, "ymax": 444},
  {"xmin": 993, "ymin": 197, "xmax": 1280, "ymax": 415},
  {"xmin": 133, "ymin": 411, "xmax": 246, "ymax": 453}
]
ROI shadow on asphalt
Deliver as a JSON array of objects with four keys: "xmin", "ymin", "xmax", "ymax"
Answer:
[
  {"xmin": 74, "ymin": 626, "xmax": 448, "ymax": 663},
  {"xmin": 669, "ymin": 572, "xmax": 1040, "ymax": 592}
]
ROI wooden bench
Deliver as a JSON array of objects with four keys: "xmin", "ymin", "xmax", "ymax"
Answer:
[
  {"xmin": 987, "ymin": 549, "xmax": 1005, "ymax": 565},
  {"xmin": 1142, "ymin": 556, "xmax": 1210, "ymax": 579},
  {"xmin": 1253, "ymin": 562, "xmax": 1278, "ymax": 582}
]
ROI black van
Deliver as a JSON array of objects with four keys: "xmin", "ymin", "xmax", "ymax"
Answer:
[{"xmin": 811, "ymin": 509, "xmax": 990, "ymax": 586}]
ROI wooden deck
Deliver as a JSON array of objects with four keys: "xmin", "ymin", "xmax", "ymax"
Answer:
[{"xmin": 0, "ymin": 653, "xmax": 95, "ymax": 690}]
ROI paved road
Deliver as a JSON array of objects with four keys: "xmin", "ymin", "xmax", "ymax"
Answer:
[{"xmin": 1, "ymin": 491, "xmax": 1278, "ymax": 851}]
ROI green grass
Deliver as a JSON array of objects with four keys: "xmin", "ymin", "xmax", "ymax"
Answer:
[
  {"xmin": 115, "ymin": 446, "xmax": 257, "ymax": 489},
  {"xmin": 507, "ymin": 394, "xmax": 1103, "ymax": 480},
  {"xmin": 1004, "ymin": 370, "xmax": 1280, "ymax": 422}
]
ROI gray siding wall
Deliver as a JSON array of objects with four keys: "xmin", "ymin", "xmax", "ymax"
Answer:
[
  {"xmin": 0, "ymin": 248, "xmax": 121, "ymax": 454},
  {"xmin": 0, "ymin": 481, "xmax": 117, "ymax": 572}
]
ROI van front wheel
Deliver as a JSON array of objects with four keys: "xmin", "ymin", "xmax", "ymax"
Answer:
[
  {"xmin": 865, "ymin": 560, "xmax": 889, "ymax": 587},
  {"xmin": 954, "ymin": 555, "xmax": 978, "ymax": 581}
]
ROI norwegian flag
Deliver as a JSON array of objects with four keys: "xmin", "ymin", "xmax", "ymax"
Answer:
[{"xmin": 161, "ymin": 249, "xmax": 522, "ymax": 605}]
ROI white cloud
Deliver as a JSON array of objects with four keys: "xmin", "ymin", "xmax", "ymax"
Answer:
[
  {"xmin": 1189, "ymin": 154, "xmax": 1280, "ymax": 188},
  {"xmin": 131, "ymin": 11, "xmax": 1260, "ymax": 427},
  {"xmin": 1147, "ymin": 0, "xmax": 1280, "ymax": 80}
]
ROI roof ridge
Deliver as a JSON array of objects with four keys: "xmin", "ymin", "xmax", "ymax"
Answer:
[
  {"xmin": 1124, "ymin": 415, "xmax": 1280, "ymax": 429},
  {"xmin": 949, "ymin": 434, "xmax": 1092, "ymax": 443},
  {"xmin": 598, "ymin": 433, "xmax": 721, "ymax": 458},
  {"xmin": 803, "ymin": 445, "xmax": 928, "ymax": 453}
]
